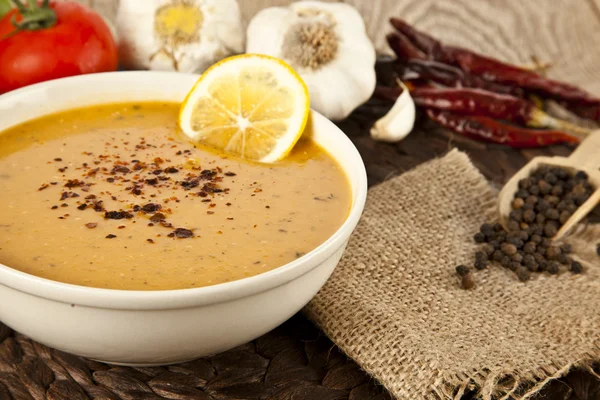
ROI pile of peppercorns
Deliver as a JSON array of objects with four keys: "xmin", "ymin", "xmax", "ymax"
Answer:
[{"xmin": 456, "ymin": 166, "xmax": 596, "ymax": 289}]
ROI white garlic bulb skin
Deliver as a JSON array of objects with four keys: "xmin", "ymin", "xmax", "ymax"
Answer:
[
  {"xmin": 246, "ymin": 1, "xmax": 376, "ymax": 121},
  {"xmin": 117, "ymin": 0, "xmax": 245, "ymax": 73}
]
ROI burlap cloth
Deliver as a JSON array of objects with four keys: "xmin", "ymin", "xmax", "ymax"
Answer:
[{"xmin": 304, "ymin": 149, "xmax": 600, "ymax": 400}]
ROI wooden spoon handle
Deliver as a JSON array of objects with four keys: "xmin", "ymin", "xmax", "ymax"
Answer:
[{"xmin": 568, "ymin": 130, "xmax": 600, "ymax": 170}]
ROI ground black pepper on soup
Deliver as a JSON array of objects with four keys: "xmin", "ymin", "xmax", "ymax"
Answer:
[{"xmin": 0, "ymin": 102, "xmax": 351, "ymax": 290}]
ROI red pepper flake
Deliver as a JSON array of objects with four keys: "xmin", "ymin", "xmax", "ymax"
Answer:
[
  {"xmin": 209, "ymin": 203, "xmax": 216, "ymax": 208},
  {"xmin": 111, "ymin": 165, "xmax": 130, "ymax": 174},
  {"xmin": 50, "ymin": 182, "xmax": 58, "ymax": 185},
  {"xmin": 152, "ymin": 169, "xmax": 163, "ymax": 175},
  {"xmin": 226, "ymin": 202, "xmax": 232, "ymax": 206},
  {"xmin": 224, "ymin": 172, "xmax": 236, "ymax": 176},
  {"xmin": 140, "ymin": 203, "xmax": 161, "ymax": 213},
  {"xmin": 111, "ymin": 196, "xmax": 117, "ymax": 201},
  {"xmin": 153, "ymin": 157, "xmax": 164, "ymax": 165},
  {"xmin": 197, "ymin": 191, "xmax": 207, "ymax": 197},
  {"xmin": 133, "ymin": 162, "xmax": 146, "ymax": 171},
  {"xmin": 85, "ymin": 194, "xmax": 96, "ymax": 200},
  {"xmin": 148, "ymin": 223, "xmax": 154, "ymax": 226},
  {"xmin": 51, "ymin": 205, "xmax": 58, "ymax": 210},
  {"xmin": 217, "ymin": 230, "xmax": 222, "ymax": 234},
  {"xmin": 61, "ymin": 203, "xmax": 69, "ymax": 207},
  {"xmin": 118, "ymin": 225, "xmax": 126, "ymax": 229},
  {"xmin": 207, "ymin": 211, "xmax": 214, "ymax": 215},
  {"xmin": 227, "ymin": 217, "xmax": 234, "ymax": 220},
  {"xmin": 253, "ymin": 188, "xmax": 263, "ymax": 193},
  {"xmin": 254, "ymin": 224, "xmax": 257, "ymax": 228},
  {"xmin": 147, "ymin": 239, "xmax": 155, "ymax": 244},
  {"xmin": 104, "ymin": 211, "xmax": 134, "ymax": 220},
  {"xmin": 77, "ymin": 204, "xmax": 87, "ymax": 210},
  {"xmin": 150, "ymin": 213, "xmax": 166, "ymax": 222},
  {"xmin": 145, "ymin": 178, "xmax": 158, "ymax": 185},
  {"xmin": 54, "ymin": 158, "xmax": 62, "ymax": 162},
  {"xmin": 265, "ymin": 205, "xmax": 270, "ymax": 209},
  {"xmin": 131, "ymin": 188, "xmax": 142, "ymax": 195},
  {"xmin": 176, "ymin": 151, "xmax": 182, "ymax": 155},
  {"xmin": 93, "ymin": 202, "xmax": 105, "ymax": 212},
  {"xmin": 85, "ymin": 222, "xmax": 97, "ymax": 229},
  {"xmin": 58, "ymin": 167, "xmax": 68, "ymax": 173},
  {"xmin": 168, "ymin": 228, "xmax": 194, "ymax": 238},
  {"xmin": 106, "ymin": 177, "xmax": 115, "ymax": 183},
  {"xmin": 106, "ymin": 234, "xmax": 117, "ymax": 239},
  {"xmin": 160, "ymin": 221, "xmax": 173, "ymax": 228},
  {"xmin": 201, "ymin": 199, "xmax": 211, "ymax": 203},
  {"xmin": 164, "ymin": 167, "xmax": 179, "ymax": 173},
  {"xmin": 81, "ymin": 186, "xmax": 90, "ymax": 192},
  {"xmin": 38, "ymin": 184, "xmax": 49, "ymax": 191},
  {"xmin": 64, "ymin": 179, "xmax": 86, "ymax": 188}
]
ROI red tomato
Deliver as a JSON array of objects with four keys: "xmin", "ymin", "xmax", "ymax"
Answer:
[{"xmin": 0, "ymin": 1, "xmax": 118, "ymax": 93}]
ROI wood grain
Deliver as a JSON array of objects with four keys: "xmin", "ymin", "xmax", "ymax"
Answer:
[{"xmin": 79, "ymin": 0, "xmax": 600, "ymax": 95}]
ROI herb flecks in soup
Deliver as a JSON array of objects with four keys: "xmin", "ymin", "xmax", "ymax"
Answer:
[{"xmin": 0, "ymin": 103, "xmax": 351, "ymax": 290}]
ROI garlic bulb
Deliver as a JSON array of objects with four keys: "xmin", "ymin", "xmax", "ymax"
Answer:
[
  {"xmin": 371, "ymin": 82, "xmax": 415, "ymax": 142},
  {"xmin": 246, "ymin": 1, "xmax": 376, "ymax": 121},
  {"xmin": 116, "ymin": 0, "xmax": 244, "ymax": 73}
]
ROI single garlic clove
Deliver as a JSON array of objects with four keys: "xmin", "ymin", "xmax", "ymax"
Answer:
[{"xmin": 370, "ymin": 84, "xmax": 416, "ymax": 142}]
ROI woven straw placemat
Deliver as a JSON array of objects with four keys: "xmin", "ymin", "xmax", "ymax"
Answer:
[{"xmin": 306, "ymin": 149, "xmax": 600, "ymax": 400}]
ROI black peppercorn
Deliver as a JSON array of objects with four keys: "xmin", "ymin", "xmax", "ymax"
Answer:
[
  {"xmin": 523, "ymin": 254, "xmax": 536, "ymax": 268},
  {"xmin": 523, "ymin": 242, "xmax": 537, "ymax": 254},
  {"xmin": 546, "ymin": 246, "xmax": 561, "ymax": 260},
  {"xmin": 535, "ymin": 214, "xmax": 546, "ymax": 224},
  {"xmin": 544, "ymin": 222, "xmax": 558, "ymax": 238},
  {"xmin": 525, "ymin": 195, "xmax": 538, "ymax": 206},
  {"xmin": 500, "ymin": 256, "xmax": 511, "ymax": 268},
  {"xmin": 461, "ymin": 274, "xmax": 475, "ymax": 290},
  {"xmin": 575, "ymin": 170, "xmax": 588, "ymax": 180},
  {"xmin": 536, "ymin": 199, "xmax": 550, "ymax": 212},
  {"xmin": 511, "ymin": 253, "xmax": 523, "ymax": 263},
  {"xmin": 492, "ymin": 250, "xmax": 504, "ymax": 261},
  {"xmin": 519, "ymin": 177, "xmax": 534, "ymax": 189},
  {"xmin": 560, "ymin": 243, "xmax": 572, "ymax": 254},
  {"xmin": 538, "ymin": 260, "xmax": 548, "ymax": 271},
  {"xmin": 558, "ymin": 254, "xmax": 570, "ymax": 265},
  {"xmin": 473, "ymin": 232, "xmax": 485, "ymax": 243},
  {"xmin": 570, "ymin": 261, "xmax": 583, "ymax": 274},
  {"xmin": 547, "ymin": 261, "xmax": 559, "ymax": 275},
  {"xmin": 482, "ymin": 243, "xmax": 495, "ymax": 256},
  {"xmin": 475, "ymin": 260, "xmax": 488, "ymax": 270},
  {"xmin": 507, "ymin": 221, "xmax": 520, "ymax": 231},
  {"xmin": 493, "ymin": 223, "xmax": 504, "ymax": 232},
  {"xmin": 528, "ymin": 185, "xmax": 540, "ymax": 195},
  {"xmin": 490, "ymin": 240, "xmax": 501, "ymax": 250},
  {"xmin": 533, "ymin": 252, "xmax": 545, "ymax": 264},
  {"xmin": 515, "ymin": 189, "xmax": 529, "ymax": 199},
  {"xmin": 545, "ymin": 195, "xmax": 560, "ymax": 206},
  {"xmin": 551, "ymin": 185, "xmax": 564, "ymax": 196},
  {"xmin": 475, "ymin": 251, "xmax": 488, "ymax": 261},
  {"xmin": 516, "ymin": 267, "xmax": 530, "ymax": 282},
  {"xmin": 456, "ymin": 265, "xmax": 470, "ymax": 277},
  {"xmin": 480, "ymin": 223, "xmax": 494, "ymax": 236},
  {"xmin": 530, "ymin": 234, "xmax": 542, "ymax": 244},
  {"xmin": 544, "ymin": 172, "xmax": 558, "ymax": 184},
  {"xmin": 501, "ymin": 243, "xmax": 518, "ymax": 256},
  {"xmin": 596, "ymin": 243, "xmax": 600, "ymax": 256},
  {"xmin": 538, "ymin": 180, "xmax": 552, "ymax": 195},
  {"xmin": 512, "ymin": 198, "xmax": 525, "ymax": 209},
  {"xmin": 544, "ymin": 208, "xmax": 559, "ymax": 221},
  {"xmin": 559, "ymin": 211, "xmax": 571, "ymax": 225},
  {"xmin": 523, "ymin": 209, "xmax": 536, "ymax": 223},
  {"xmin": 509, "ymin": 210, "xmax": 523, "ymax": 222},
  {"xmin": 508, "ymin": 261, "xmax": 521, "ymax": 271}
]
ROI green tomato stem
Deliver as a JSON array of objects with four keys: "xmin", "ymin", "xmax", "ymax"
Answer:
[
  {"xmin": 5, "ymin": 0, "xmax": 56, "ymax": 37},
  {"xmin": 0, "ymin": 0, "xmax": 13, "ymax": 19}
]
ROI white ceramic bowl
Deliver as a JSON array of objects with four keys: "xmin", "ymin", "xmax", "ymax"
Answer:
[{"xmin": 0, "ymin": 72, "xmax": 367, "ymax": 366}]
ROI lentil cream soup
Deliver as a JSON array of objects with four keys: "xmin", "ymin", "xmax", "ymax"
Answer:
[{"xmin": 0, "ymin": 103, "xmax": 351, "ymax": 290}]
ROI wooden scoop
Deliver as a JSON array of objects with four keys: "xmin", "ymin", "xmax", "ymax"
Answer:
[{"xmin": 498, "ymin": 130, "xmax": 600, "ymax": 240}]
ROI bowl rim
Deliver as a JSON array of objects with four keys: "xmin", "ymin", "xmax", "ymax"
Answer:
[{"xmin": 0, "ymin": 71, "xmax": 368, "ymax": 310}]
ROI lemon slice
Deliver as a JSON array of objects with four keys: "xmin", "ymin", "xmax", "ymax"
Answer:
[{"xmin": 179, "ymin": 54, "xmax": 310, "ymax": 163}]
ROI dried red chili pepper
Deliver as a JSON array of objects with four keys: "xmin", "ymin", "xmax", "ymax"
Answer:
[
  {"xmin": 426, "ymin": 109, "xmax": 581, "ymax": 148},
  {"xmin": 386, "ymin": 32, "xmax": 426, "ymax": 62},
  {"xmin": 390, "ymin": 18, "xmax": 600, "ymax": 106},
  {"xmin": 402, "ymin": 59, "xmax": 523, "ymax": 97},
  {"xmin": 412, "ymin": 87, "xmax": 533, "ymax": 125}
]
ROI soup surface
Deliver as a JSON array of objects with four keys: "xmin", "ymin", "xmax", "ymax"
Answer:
[{"xmin": 0, "ymin": 103, "xmax": 351, "ymax": 290}]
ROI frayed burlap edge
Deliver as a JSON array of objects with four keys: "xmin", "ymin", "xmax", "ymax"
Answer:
[{"xmin": 304, "ymin": 149, "xmax": 600, "ymax": 400}]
